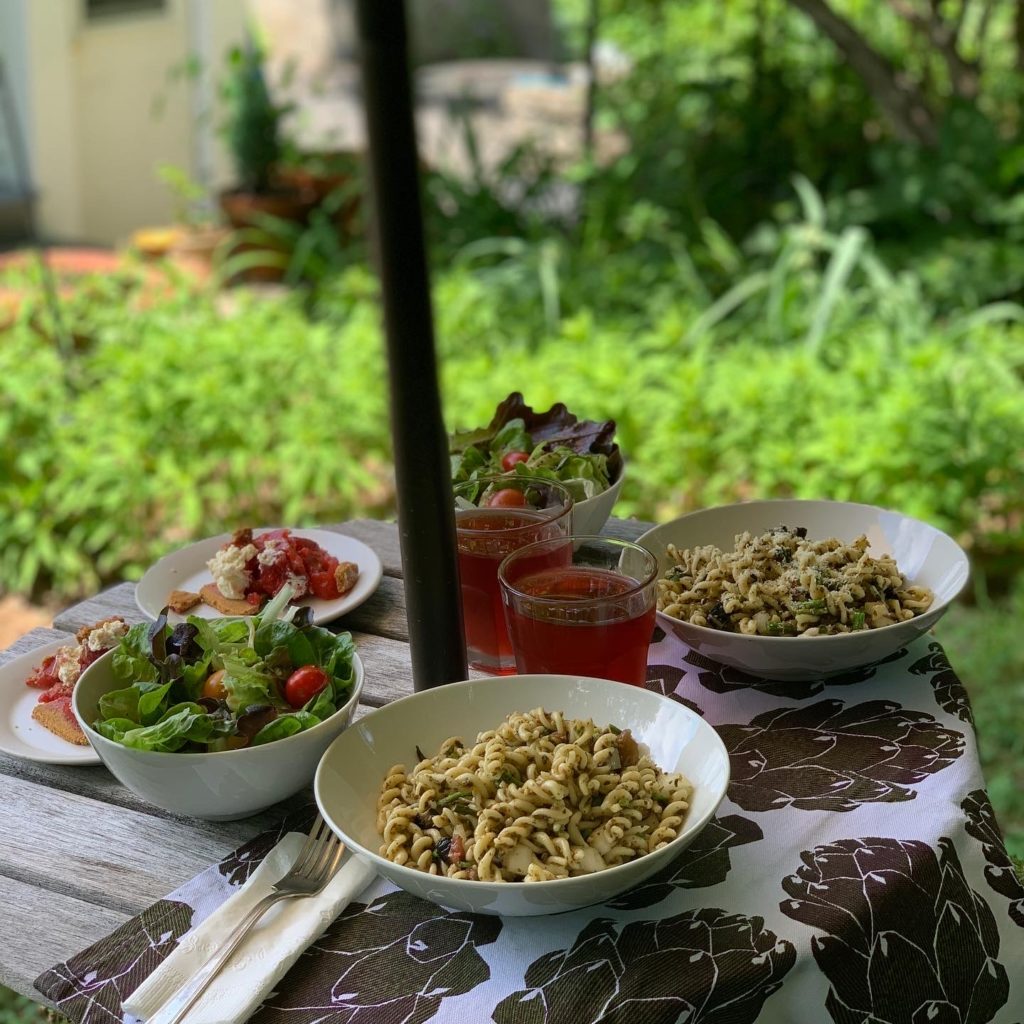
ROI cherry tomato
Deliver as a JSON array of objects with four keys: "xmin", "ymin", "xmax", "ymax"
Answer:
[
  {"xmin": 486, "ymin": 488, "xmax": 527, "ymax": 508},
  {"xmin": 500, "ymin": 451, "xmax": 530, "ymax": 471},
  {"xmin": 284, "ymin": 665, "xmax": 330, "ymax": 709},
  {"xmin": 202, "ymin": 669, "xmax": 228, "ymax": 701}
]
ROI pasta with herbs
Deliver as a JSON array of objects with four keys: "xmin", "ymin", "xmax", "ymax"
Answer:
[
  {"xmin": 376, "ymin": 708, "xmax": 693, "ymax": 882},
  {"xmin": 657, "ymin": 525, "xmax": 934, "ymax": 637}
]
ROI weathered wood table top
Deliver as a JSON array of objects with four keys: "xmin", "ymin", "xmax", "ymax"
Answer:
[{"xmin": 0, "ymin": 516, "xmax": 649, "ymax": 1002}]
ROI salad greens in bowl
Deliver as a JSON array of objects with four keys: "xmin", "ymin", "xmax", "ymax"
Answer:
[
  {"xmin": 450, "ymin": 393, "xmax": 625, "ymax": 536},
  {"xmin": 73, "ymin": 585, "xmax": 363, "ymax": 820}
]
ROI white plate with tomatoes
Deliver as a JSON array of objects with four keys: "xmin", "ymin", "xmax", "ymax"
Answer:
[
  {"xmin": 135, "ymin": 527, "xmax": 383, "ymax": 626},
  {"xmin": 0, "ymin": 640, "xmax": 103, "ymax": 765}
]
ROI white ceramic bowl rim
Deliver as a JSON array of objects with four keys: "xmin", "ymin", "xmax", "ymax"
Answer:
[
  {"xmin": 76, "ymin": 648, "xmax": 364, "ymax": 759},
  {"xmin": 314, "ymin": 672, "xmax": 728, "ymax": 890},
  {"xmin": 648, "ymin": 499, "xmax": 967, "ymax": 642}
]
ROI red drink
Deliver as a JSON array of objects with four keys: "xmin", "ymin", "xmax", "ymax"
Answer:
[
  {"xmin": 456, "ymin": 508, "xmax": 571, "ymax": 673},
  {"xmin": 499, "ymin": 543, "xmax": 659, "ymax": 687}
]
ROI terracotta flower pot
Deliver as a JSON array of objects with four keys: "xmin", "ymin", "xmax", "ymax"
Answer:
[{"xmin": 218, "ymin": 188, "xmax": 315, "ymax": 284}]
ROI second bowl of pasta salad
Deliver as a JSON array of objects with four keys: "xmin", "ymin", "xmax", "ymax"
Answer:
[
  {"xmin": 313, "ymin": 673, "xmax": 729, "ymax": 916},
  {"xmin": 638, "ymin": 499, "xmax": 969, "ymax": 680}
]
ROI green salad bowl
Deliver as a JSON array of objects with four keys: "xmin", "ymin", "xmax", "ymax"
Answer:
[{"xmin": 73, "ymin": 648, "xmax": 364, "ymax": 820}]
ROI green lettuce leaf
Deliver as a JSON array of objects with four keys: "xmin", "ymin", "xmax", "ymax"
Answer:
[
  {"xmin": 252, "ymin": 710, "xmax": 321, "ymax": 745},
  {"xmin": 112, "ymin": 623, "xmax": 159, "ymax": 684},
  {"xmin": 116, "ymin": 706, "xmax": 215, "ymax": 752},
  {"xmin": 220, "ymin": 654, "xmax": 279, "ymax": 712}
]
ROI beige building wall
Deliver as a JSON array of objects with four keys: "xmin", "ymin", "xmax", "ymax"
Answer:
[{"xmin": 20, "ymin": 0, "xmax": 248, "ymax": 246}]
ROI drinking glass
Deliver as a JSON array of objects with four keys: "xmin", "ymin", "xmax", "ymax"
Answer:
[
  {"xmin": 498, "ymin": 536, "xmax": 658, "ymax": 686},
  {"xmin": 454, "ymin": 476, "xmax": 573, "ymax": 674}
]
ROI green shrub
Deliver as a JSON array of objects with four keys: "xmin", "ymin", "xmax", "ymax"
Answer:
[{"xmin": 2, "ymin": 225, "xmax": 1022, "ymax": 603}]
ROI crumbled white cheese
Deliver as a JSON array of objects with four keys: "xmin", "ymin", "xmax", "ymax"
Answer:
[
  {"xmin": 207, "ymin": 543, "xmax": 257, "ymax": 600},
  {"xmin": 257, "ymin": 540, "xmax": 286, "ymax": 567},
  {"xmin": 86, "ymin": 618, "xmax": 128, "ymax": 651},
  {"xmin": 55, "ymin": 645, "xmax": 82, "ymax": 686},
  {"xmin": 285, "ymin": 573, "xmax": 309, "ymax": 598}
]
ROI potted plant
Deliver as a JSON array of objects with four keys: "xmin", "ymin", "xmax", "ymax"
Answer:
[
  {"xmin": 218, "ymin": 40, "xmax": 313, "ymax": 231},
  {"xmin": 276, "ymin": 148, "xmax": 365, "ymax": 240}
]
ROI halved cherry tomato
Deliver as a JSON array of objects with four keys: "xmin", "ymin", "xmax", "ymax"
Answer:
[
  {"xmin": 202, "ymin": 669, "xmax": 228, "ymax": 700},
  {"xmin": 486, "ymin": 488, "xmax": 527, "ymax": 508},
  {"xmin": 500, "ymin": 451, "xmax": 530, "ymax": 471},
  {"xmin": 284, "ymin": 665, "xmax": 330, "ymax": 708}
]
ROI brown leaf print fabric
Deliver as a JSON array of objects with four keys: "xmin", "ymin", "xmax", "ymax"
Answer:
[
  {"xmin": 963, "ymin": 789, "xmax": 1024, "ymax": 928},
  {"xmin": 780, "ymin": 837, "xmax": 1009, "ymax": 1023},
  {"xmin": 218, "ymin": 807, "xmax": 317, "ymax": 886},
  {"xmin": 720, "ymin": 699, "xmax": 965, "ymax": 812},
  {"xmin": 32, "ymin": 630, "xmax": 1024, "ymax": 1024},
  {"xmin": 34, "ymin": 899, "xmax": 193, "ymax": 1024},
  {"xmin": 607, "ymin": 814, "xmax": 763, "ymax": 910},
  {"xmin": 643, "ymin": 665, "xmax": 705, "ymax": 716},
  {"xmin": 492, "ymin": 909, "xmax": 795, "ymax": 1024},
  {"xmin": 909, "ymin": 641, "xmax": 975, "ymax": 725},
  {"xmin": 254, "ymin": 889, "xmax": 501, "ymax": 1024},
  {"xmin": 682, "ymin": 647, "xmax": 909, "ymax": 701}
]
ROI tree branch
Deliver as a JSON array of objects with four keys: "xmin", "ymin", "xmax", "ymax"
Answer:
[
  {"xmin": 1015, "ymin": 0, "xmax": 1024, "ymax": 71},
  {"xmin": 787, "ymin": 0, "xmax": 939, "ymax": 144},
  {"xmin": 974, "ymin": 0, "xmax": 999, "ymax": 51},
  {"xmin": 582, "ymin": 0, "xmax": 600, "ymax": 163},
  {"xmin": 885, "ymin": 0, "xmax": 980, "ymax": 98}
]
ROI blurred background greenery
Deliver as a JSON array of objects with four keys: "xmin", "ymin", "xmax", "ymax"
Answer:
[{"xmin": 1, "ymin": 0, "xmax": 1023, "ymax": 1013}]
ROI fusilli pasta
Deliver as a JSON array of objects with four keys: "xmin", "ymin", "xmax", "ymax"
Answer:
[
  {"xmin": 657, "ymin": 525, "xmax": 934, "ymax": 636},
  {"xmin": 376, "ymin": 708, "xmax": 693, "ymax": 882}
]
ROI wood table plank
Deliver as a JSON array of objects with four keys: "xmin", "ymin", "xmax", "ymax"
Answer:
[
  {"xmin": 54, "ymin": 576, "xmax": 411, "ymax": 643},
  {"xmin": 0, "ymin": 775, "xmax": 270, "ymax": 917},
  {"xmin": 0, "ymin": 874, "xmax": 129, "ymax": 1001},
  {"xmin": 0, "ymin": 626, "xmax": 73, "ymax": 662}
]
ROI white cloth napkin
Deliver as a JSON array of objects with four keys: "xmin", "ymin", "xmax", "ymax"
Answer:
[{"xmin": 124, "ymin": 832, "xmax": 377, "ymax": 1024}]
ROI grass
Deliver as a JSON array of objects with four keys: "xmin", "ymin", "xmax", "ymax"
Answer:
[
  {"xmin": 0, "ymin": 592, "xmax": 1019, "ymax": 1023},
  {"xmin": 936, "ymin": 582, "xmax": 1024, "ymax": 860}
]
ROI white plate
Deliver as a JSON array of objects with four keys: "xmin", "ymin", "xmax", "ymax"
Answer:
[
  {"xmin": 135, "ymin": 527, "xmax": 384, "ymax": 625},
  {"xmin": 0, "ymin": 640, "xmax": 102, "ymax": 765}
]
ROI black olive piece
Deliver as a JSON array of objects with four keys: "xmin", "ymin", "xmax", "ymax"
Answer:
[
  {"xmin": 434, "ymin": 837, "xmax": 452, "ymax": 860},
  {"xmin": 794, "ymin": 526, "xmax": 808, "ymax": 538},
  {"xmin": 291, "ymin": 606, "xmax": 315, "ymax": 629},
  {"xmin": 707, "ymin": 602, "xmax": 730, "ymax": 630}
]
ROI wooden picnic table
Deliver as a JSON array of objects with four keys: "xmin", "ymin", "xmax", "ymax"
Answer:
[{"xmin": 0, "ymin": 516, "xmax": 649, "ymax": 1002}]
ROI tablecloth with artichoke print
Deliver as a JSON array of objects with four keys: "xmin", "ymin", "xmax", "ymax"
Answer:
[{"xmin": 36, "ymin": 632, "xmax": 1024, "ymax": 1024}]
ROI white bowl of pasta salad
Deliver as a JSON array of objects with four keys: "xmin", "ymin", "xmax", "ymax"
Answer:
[
  {"xmin": 639, "ymin": 499, "xmax": 969, "ymax": 681},
  {"xmin": 313, "ymin": 674, "xmax": 729, "ymax": 916}
]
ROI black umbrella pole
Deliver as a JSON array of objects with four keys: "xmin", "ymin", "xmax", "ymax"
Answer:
[{"xmin": 355, "ymin": 0, "xmax": 467, "ymax": 689}]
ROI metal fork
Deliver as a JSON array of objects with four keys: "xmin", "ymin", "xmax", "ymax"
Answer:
[{"xmin": 148, "ymin": 815, "xmax": 346, "ymax": 1024}]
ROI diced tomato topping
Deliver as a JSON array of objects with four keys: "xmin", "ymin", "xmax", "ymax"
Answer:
[
  {"xmin": 79, "ymin": 647, "xmax": 104, "ymax": 671},
  {"xmin": 244, "ymin": 530, "xmax": 343, "ymax": 602},
  {"xmin": 37, "ymin": 679, "xmax": 69, "ymax": 703},
  {"xmin": 448, "ymin": 835, "xmax": 465, "ymax": 865},
  {"xmin": 25, "ymin": 655, "xmax": 59, "ymax": 689},
  {"xmin": 307, "ymin": 570, "xmax": 340, "ymax": 600}
]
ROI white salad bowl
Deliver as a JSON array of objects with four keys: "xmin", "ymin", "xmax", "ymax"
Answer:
[
  {"xmin": 638, "ymin": 499, "xmax": 969, "ymax": 681},
  {"xmin": 73, "ymin": 649, "xmax": 364, "ymax": 820},
  {"xmin": 571, "ymin": 460, "xmax": 625, "ymax": 536},
  {"xmin": 314, "ymin": 673, "xmax": 729, "ymax": 917}
]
